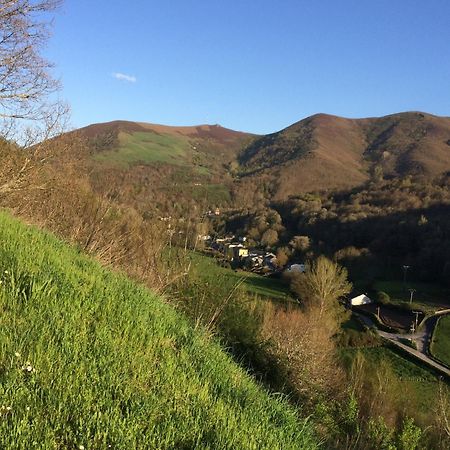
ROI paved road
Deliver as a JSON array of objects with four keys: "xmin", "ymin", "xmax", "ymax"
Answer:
[{"xmin": 354, "ymin": 311, "xmax": 450, "ymax": 378}]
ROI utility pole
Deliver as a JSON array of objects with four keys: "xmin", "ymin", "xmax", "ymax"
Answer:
[
  {"xmin": 409, "ymin": 288, "xmax": 416, "ymax": 304},
  {"xmin": 413, "ymin": 311, "xmax": 420, "ymax": 331}
]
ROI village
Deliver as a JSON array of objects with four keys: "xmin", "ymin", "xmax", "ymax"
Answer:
[
  {"xmin": 199, "ymin": 233, "xmax": 306, "ymax": 275},
  {"xmin": 198, "ymin": 232, "xmax": 450, "ymax": 379}
]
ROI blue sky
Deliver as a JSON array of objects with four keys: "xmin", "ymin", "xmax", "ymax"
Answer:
[{"xmin": 47, "ymin": 0, "xmax": 450, "ymax": 134}]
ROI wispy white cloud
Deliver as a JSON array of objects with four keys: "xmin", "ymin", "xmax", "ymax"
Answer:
[{"xmin": 112, "ymin": 72, "xmax": 137, "ymax": 83}]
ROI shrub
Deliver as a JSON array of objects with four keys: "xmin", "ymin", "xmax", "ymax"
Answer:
[{"xmin": 377, "ymin": 291, "xmax": 391, "ymax": 305}]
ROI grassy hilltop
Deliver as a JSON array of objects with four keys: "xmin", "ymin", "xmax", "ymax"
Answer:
[{"xmin": 0, "ymin": 211, "xmax": 316, "ymax": 449}]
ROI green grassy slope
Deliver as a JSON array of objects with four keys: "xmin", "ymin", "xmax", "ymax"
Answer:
[
  {"xmin": 190, "ymin": 252, "xmax": 292, "ymax": 301},
  {"xmin": 93, "ymin": 131, "xmax": 190, "ymax": 167},
  {"xmin": 83, "ymin": 123, "xmax": 253, "ymax": 213},
  {"xmin": 339, "ymin": 346, "xmax": 442, "ymax": 426},
  {"xmin": 431, "ymin": 315, "xmax": 450, "ymax": 367},
  {"xmin": 85, "ymin": 121, "xmax": 253, "ymax": 175},
  {"xmin": 0, "ymin": 211, "xmax": 316, "ymax": 449}
]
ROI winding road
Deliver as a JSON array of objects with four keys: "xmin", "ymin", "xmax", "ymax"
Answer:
[{"xmin": 354, "ymin": 310, "xmax": 450, "ymax": 378}]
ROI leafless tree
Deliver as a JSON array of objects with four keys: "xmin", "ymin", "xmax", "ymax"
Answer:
[
  {"xmin": 0, "ymin": 0, "xmax": 68, "ymax": 144},
  {"xmin": 0, "ymin": 0, "xmax": 68, "ymax": 198},
  {"xmin": 262, "ymin": 302, "xmax": 345, "ymax": 399}
]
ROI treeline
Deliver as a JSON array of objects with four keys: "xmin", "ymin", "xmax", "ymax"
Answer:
[{"xmin": 222, "ymin": 175, "xmax": 450, "ymax": 285}]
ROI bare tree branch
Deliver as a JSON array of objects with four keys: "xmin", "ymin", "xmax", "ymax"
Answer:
[{"xmin": 0, "ymin": 0, "xmax": 66, "ymax": 143}]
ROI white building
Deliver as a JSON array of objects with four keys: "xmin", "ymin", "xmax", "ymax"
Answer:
[
  {"xmin": 350, "ymin": 294, "xmax": 373, "ymax": 306},
  {"xmin": 286, "ymin": 263, "xmax": 306, "ymax": 273}
]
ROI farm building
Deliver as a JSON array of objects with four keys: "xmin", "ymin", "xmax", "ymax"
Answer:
[{"xmin": 350, "ymin": 294, "xmax": 373, "ymax": 306}]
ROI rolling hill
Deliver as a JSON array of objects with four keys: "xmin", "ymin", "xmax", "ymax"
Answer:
[
  {"xmin": 61, "ymin": 112, "xmax": 450, "ymax": 213},
  {"xmin": 80, "ymin": 120, "xmax": 254, "ymax": 171},
  {"xmin": 236, "ymin": 112, "xmax": 450, "ymax": 199},
  {"xmin": 73, "ymin": 120, "xmax": 256, "ymax": 215}
]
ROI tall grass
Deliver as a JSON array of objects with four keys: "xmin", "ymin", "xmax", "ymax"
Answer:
[
  {"xmin": 0, "ymin": 211, "xmax": 317, "ymax": 449},
  {"xmin": 430, "ymin": 315, "xmax": 450, "ymax": 367}
]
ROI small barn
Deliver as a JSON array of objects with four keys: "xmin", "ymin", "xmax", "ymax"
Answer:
[{"xmin": 350, "ymin": 294, "xmax": 373, "ymax": 306}]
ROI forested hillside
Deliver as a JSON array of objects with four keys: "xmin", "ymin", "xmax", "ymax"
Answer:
[
  {"xmin": 235, "ymin": 112, "xmax": 450, "ymax": 201},
  {"xmin": 221, "ymin": 174, "xmax": 450, "ymax": 284}
]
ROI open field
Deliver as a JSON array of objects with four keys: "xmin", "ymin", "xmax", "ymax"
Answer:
[
  {"xmin": 0, "ymin": 211, "xmax": 316, "ymax": 449},
  {"xmin": 93, "ymin": 131, "xmax": 190, "ymax": 167},
  {"xmin": 191, "ymin": 183, "xmax": 231, "ymax": 204},
  {"xmin": 339, "ymin": 345, "xmax": 446, "ymax": 426},
  {"xmin": 190, "ymin": 252, "xmax": 293, "ymax": 301},
  {"xmin": 431, "ymin": 315, "xmax": 450, "ymax": 367},
  {"xmin": 356, "ymin": 303, "xmax": 424, "ymax": 332},
  {"xmin": 373, "ymin": 280, "xmax": 450, "ymax": 312}
]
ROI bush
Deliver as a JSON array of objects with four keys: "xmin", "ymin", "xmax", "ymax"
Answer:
[
  {"xmin": 337, "ymin": 329, "xmax": 381, "ymax": 348},
  {"xmin": 377, "ymin": 291, "xmax": 391, "ymax": 305}
]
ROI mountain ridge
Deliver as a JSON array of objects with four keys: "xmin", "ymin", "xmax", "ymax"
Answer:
[
  {"xmin": 236, "ymin": 111, "xmax": 450, "ymax": 199},
  {"xmin": 57, "ymin": 111, "xmax": 450, "ymax": 212},
  {"xmin": 78, "ymin": 120, "xmax": 256, "ymax": 141}
]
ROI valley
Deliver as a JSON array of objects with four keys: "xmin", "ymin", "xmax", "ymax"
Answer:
[
  {"xmin": 3, "ymin": 110, "xmax": 450, "ymax": 448},
  {"xmin": 2, "ymin": 2, "xmax": 450, "ymax": 448}
]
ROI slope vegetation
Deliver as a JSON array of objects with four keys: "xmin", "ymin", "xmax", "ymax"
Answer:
[
  {"xmin": 82, "ymin": 120, "xmax": 253, "ymax": 171},
  {"xmin": 74, "ymin": 120, "xmax": 255, "ymax": 215},
  {"xmin": 237, "ymin": 112, "xmax": 450, "ymax": 199},
  {"xmin": 0, "ymin": 211, "xmax": 316, "ymax": 449},
  {"xmin": 63, "ymin": 112, "xmax": 450, "ymax": 211}
]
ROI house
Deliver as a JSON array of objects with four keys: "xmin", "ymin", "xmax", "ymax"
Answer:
[
  {"xmin": 286, "ymin": 263, "xmax": 306, "ymax": 273},
  {"xmin": 243, "ymin": 250, "xmax": 263, "ymax": 269},
  {"xmin": 263, "ymin": 253, "xmax": 278, "ymax": 270},
  {"xmin": 212, "ymin": 236, "xmax": 234, "ymax": 252},
  {"xmin": 226, "ymin": 244, "xmax": 249, "ymax": 260},
  {"xmin": 350, "ymin": 294, "xmax": 373, "ymax": 306},
  {"xmin": 238, "ymin": 247, "xmax": 249, "ymax": 258}
]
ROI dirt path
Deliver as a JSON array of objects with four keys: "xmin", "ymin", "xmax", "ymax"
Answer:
[{"xmin": 354, "ymin": 311, "xmax": 450, "ymax": 378}]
